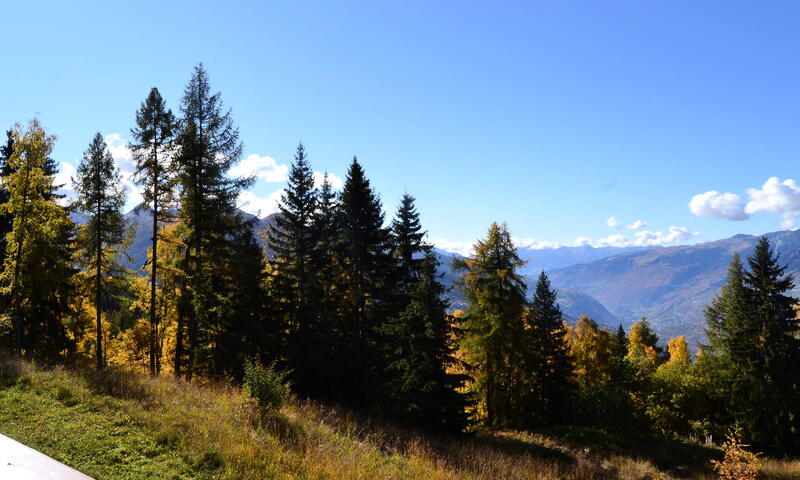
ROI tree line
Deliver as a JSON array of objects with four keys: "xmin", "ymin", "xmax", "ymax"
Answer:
[{"xmin": 1, "ymin": 64, "xmax": 798, "ymax": 452}]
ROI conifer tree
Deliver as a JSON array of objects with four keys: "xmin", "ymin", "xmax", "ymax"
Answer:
[
  {"xmin": 173, "ymin": 63, "xmax": 253, "ymax": 378},
  {"xmin": 267, "ymin": 143, "xmax": 318, "ymax": 391},
  {"xmin": 527, "ymin": 271, "xmax": 573, "ymax": 426},
  {"xmin": 307, "ymin": 173, "xmax": 342, "ymax": 398},
  {"xmin": 0, "ymin": 121, "xmax": 75, "ymax": 359},
  {"xmin": 702, "ymin": 254, "xmax": 758, "ymax": 437},
  {"xmin": 382, "ymin": 194, "xmax": 467, "ymax": 429},
  {"xmin": 743, "ymin": 238, "xmax": 799, "ymax": 453},
  {"xmin": 130, "ymin": 87, "xmax": 177, "ymax": 376},
  {"xmin": 455, "ymin": 222, "xmax": 528, "ymax": 427},
  {"xmin": 334, "ymin": 157, "xmax": 393, "ymax": 405},
  {"xmin": 74, "ymin": 132, "xmax": 128, "ymax": 370}
]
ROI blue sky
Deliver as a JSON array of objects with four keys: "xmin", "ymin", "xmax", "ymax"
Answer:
[{"xmin": 3, "ymin": 1, "xmax": 800, "ymax": 254}]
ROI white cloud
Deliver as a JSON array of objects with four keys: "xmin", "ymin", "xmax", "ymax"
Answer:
[
  {"xmin": 238, "ymin": 189, "xmax": 284, "ymax": 218},
  {"xmin": 744, "ymin": 177, "xmax": 800, "ymax": 228},
  {"xmin": 595, "ymin": 234, "xmax": 630, "ymax": 248},
  {"xmin": 104, "ymin": 133, "xmax": 143, "ymax": 210},
  {"xmin": 438, "ymin": 225, "xmax": 699, "ymax": 255},
  {"xmin": 432, "ymin": 239, "xmax": 474, "ymax": 257},
  {"xmin": 607, "ymin": 216, "xmax": 622, "ymax": 228},
  {"xmin": 104, "ymin": 133, "xmax": 135, "ymax": 173},
  {"xmin": 633, "ymin": 226, "xmax": 699, "ymax": 246},
  {"xmin": 689, "ymin": 190, "xmax": 749, "ymax": 221},
  {"xmin": 313, "ymin": 171, "xmax": 344, "ymax": 190},
  {"xmin": 595, "ymin": 226, "xmax": 699, "ymax": 248},
  {"xmin": 230, "ymin": 154, "xmax": 289, "ymax": 183},
  {"xmin": 54, "ymin": 162, "xmax": 77, "ymax": 206},
  {"xmin": 573, "ymin": 236, "xmax": 592, "ymax": 246},
  {"xmin": 628, "ymin": 220, "xmax": 647, "ymax": 230}
]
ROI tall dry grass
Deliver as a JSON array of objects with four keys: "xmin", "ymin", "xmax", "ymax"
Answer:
[{"xmin": 1, "ymin": 356, "xmax": 798, "ymax": 480}]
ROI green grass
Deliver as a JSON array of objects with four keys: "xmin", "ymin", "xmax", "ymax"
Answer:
[{"xmin": 0, "ymin": 356, "xmax": 798, "ymax": 480}]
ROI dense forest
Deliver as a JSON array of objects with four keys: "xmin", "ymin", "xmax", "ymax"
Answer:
[{"xmin": 1, "ymin": 64, "xmax": 798, "ymax": 459}]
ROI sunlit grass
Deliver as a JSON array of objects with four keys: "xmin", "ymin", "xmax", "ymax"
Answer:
[{"xmin": 0, "ymin": 356, "xmax": 797, "ymax": 480}]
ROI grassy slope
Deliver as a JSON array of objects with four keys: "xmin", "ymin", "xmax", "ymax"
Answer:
[{"xmin": 0, "ymin": 357, "xmax": 798, "ymax": 480}]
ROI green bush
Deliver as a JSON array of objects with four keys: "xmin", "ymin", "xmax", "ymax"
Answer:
[{"xmin": 243, "ymin": 360, "xmax": 291, "ymax": 411}]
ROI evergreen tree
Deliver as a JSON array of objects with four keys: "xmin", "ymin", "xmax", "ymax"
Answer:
[
  {"xmin": 267, "ymin": 143, "xmax": 318, "ymax": 391},
  {"xmin": 0, "ymin": 121, "xmax": 76, "ymax": 359},
  {"xmin": 215, "ymin": 219, "xmax": 270, "ymax": 378},
  {"xmin": 382, "ymin": 194, "xmax": 467, "ymax": 430},
  {"xmin": 173, "ymin": 63, "xmax": 253, "ymax": 378},
  {"xmin": 743, "ymin": 238, "xmax": 799, "ymax": 453},
  {"xmin": 334, "ymin": 157, "xmax": 393, "ymax": 405},
  {"xmin": 527, "ymin": 271, "xmax": 573, "ymax": 426},
  {"xmin": 130, "ymin": 87, "xmax": 177, "ymax": 376},
  {"xmin": 74, "ymin": 132, "xmax": 129, "ymax": 370},
  {"xmin": 455, "ymin": 222, "xmax": 528, "ymax": 427},
  {"xmin": 703, "ymin": 253, "xmax": 763, "ymax": 444},
  {"xmin": 307, "ymin": 172, "xmax": 343, "ymax": 398}
]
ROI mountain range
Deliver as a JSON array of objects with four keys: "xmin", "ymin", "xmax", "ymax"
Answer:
[{"xmin": 114, "ymin": 207, "xmax": 800, "ymax": 347}]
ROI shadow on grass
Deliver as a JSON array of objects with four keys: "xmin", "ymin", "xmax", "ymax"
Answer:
[{"xmin": 545, "ymin": 425, "xmax": 722, "ymax": 479}]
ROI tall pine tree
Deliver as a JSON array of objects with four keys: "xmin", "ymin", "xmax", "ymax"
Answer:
[
  {"xmin": 382, "ymin": 194, "xmax": 467, "ymax": 430},
  {"xmin": 130, "ymin": 87, "xmax": 177, "ymax": 376},
  {"xmin": 334, "ymin": 157, "xmax": 394, "ymax": 406},
  {"xmin": 526, "ymin": 271, "xmax": 573, "ymax": 427},
  {"xmin": 173, "ymin": 64, "xmax": 253, "ymax": 378},
  {"xmin": 455, "ymin": 222, "xmax": 528, "ymax": 427},
  {"xmin": 266, "ymin": 142, "xmax": 319, "ymax": 392},
  {"xmin": 74, "ymin": 132, "xmax": 128, "ymax": 370},
  {"xmin": 743, "ymin": 238, "xmax": 799, "ymax": 453}
]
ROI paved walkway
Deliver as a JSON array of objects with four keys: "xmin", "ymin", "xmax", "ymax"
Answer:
[{"xmin": 0, "ymin": 433, "xmax": 94, "ymax": 479}]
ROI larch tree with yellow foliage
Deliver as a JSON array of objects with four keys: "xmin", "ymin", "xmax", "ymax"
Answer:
[{"xmin": 0, "ymin": 121, "xmax": 76, "ymax": 360}]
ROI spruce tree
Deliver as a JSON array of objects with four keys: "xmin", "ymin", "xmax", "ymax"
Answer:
[
  {"xmin": 334, "ymin": 157, "xmax": 393, "ymax": 405},
  {"xmin": 307, "ymin": 173, "xmax": 342, "ymax": 398},
  {"xmin": 130, "ymin": 87, "xmax": 177, "ymax": 376},
  {"xmin": 743, "ymin": 238, "xmax": 799, "ymax": 453},
  {"xmin": 527, "ymin": 271, "xmax": 573, "ymax": 426},
  {"xmin": 267, "ymin": 142, "xmax": 318, "ymax": 392},
  {"xmin": 382, "ymin": 194, "xmax": 467, "ymax": 430},
  {"xmin": 704, "ymin": 253, "xmax": 766, "ymax": 448},
  {"xmin": 173, "ymin": 63, "xmax": 253, "ymax": 378},
  {"xmin": 0, "ymin": 121, "xmax": 75, "ymax": 359},
  {"xmin": 455, "ymin": 222, "xmax": 528, "ymax": 427},
  {"xmin": 74, "ymin": 132, "xmax": 128, "ymax": 370}
]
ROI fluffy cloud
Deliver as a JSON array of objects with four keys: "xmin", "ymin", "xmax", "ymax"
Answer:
[
  {"xmin": 312, "ymin": 171, "xmax": 344, "ymax": 190},
  {"xmin": 432, "ymin": 239, "xmax": 474, "ymax": 257},
  {"xmin": 230, "ymin": 154, "xmax": 289, "ymax": 183},
  {"xmin": 238, "ymin": 189, "xmax": 284, "ymax": 218},
  {"xmin": 689, "ymin": 190, "xmax": 749, "ymax": 221},
  {"xmin": 628, "ymin": 220, "xmax": 647, "ymax": 230},
  {"xmin": 104, "ymin": 133, "xmax": 143, "ymax": 209},
  {"xmin": 596, "ymin": 226, "xmax": 699, "ymax": 248},
  {"xmin": 594, "ymin": 234, "xmax": 630, "ymax": 248},
  {"xmin": 606, "ymin": 216, "xmax": 622, "ymax": 228},
  {"xmin": 54, "ymin": 162, "xmax": 77, "ymax": 205},
  {"xmin": 744, "ymin": 177, "xmax": 800, "ymax": 228}
]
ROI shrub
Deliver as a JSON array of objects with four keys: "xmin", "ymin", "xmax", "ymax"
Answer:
[
  {"xmin": 243, "ymin": 360, "xmax": 291, "ymax": 411},
  {"xmin": 711, "ymin": 428, "xmax": 761, "ymax": 480}
]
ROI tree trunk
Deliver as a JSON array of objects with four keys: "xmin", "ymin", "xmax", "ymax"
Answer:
[
  {"xmin": 149, "ymin": 190, "xmax": 158, "ymax": 376},
  {"xmin": 95, "ymin": 230, "xmax": 103, "ymax": 370}
]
